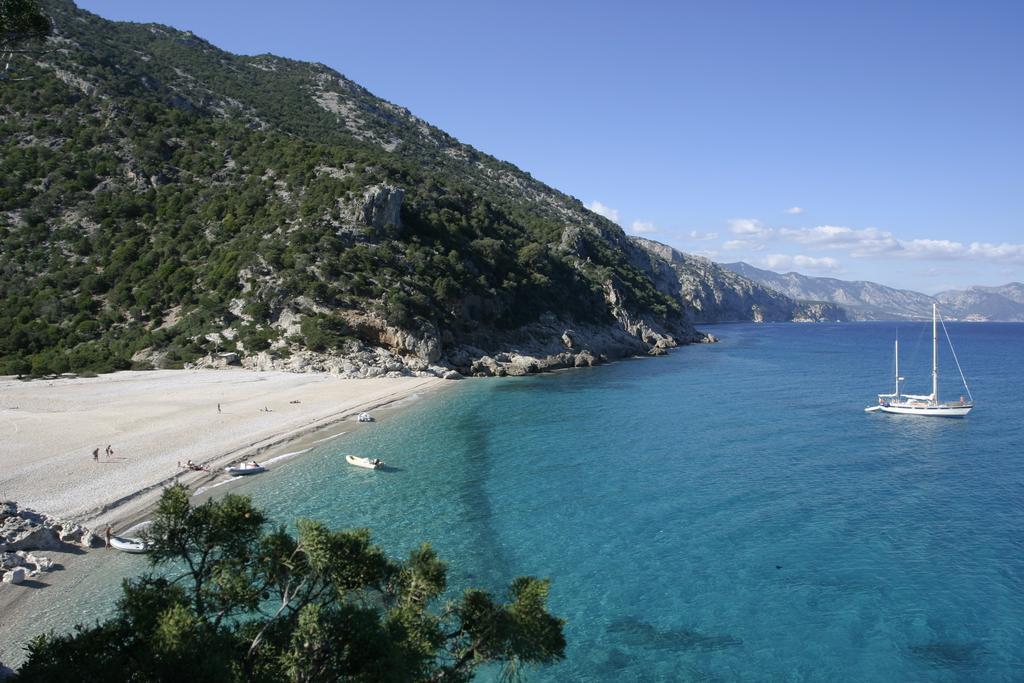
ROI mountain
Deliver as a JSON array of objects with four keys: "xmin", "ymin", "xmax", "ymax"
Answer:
[
  {"xmin": 722, "ymin": 263, "xmax": 937, "ymax": 320},
  {"xmin": 1, "ymin": 0, "xmax": 717, "ymax": 379},
  {"xmin": 934, "ymin": 284, "xmax": 1024, "ymax": 321},
  {"xmin": 722, "ymin": 263, "xmax": 1024, "ymax": 321},
  {"xmin": 631, "ymin": 238, "xmax": 846, "ymax": 322}
]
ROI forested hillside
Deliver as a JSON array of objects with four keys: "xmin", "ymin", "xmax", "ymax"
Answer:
[{"xmin": 0, "ymin": 0, "xmax": 712, "ymax": 377}]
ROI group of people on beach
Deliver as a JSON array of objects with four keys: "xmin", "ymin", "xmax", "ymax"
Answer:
[
  {"xmin": 179, "ymin": 459, "xmax": 209, "ymax": 472},
  {"xmin": 91, "ymin": 444, "xmax": 115, "ymax": 461}
]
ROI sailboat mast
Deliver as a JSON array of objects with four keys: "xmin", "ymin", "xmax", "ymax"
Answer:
[
  {"xmin": 894, "ymin": 339, "xmax": 900, "ymax": 397},
  {"xmin": 932, "ymin": 303, "xmax": 938, "ymax": 403}
]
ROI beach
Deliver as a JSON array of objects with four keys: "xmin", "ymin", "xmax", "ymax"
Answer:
[
  {"xmin": 0, "ymin": 369, "xmax": 443, "ymax": 528},
  {"xmin": 0, "ymin": 368, "xmax": 444, "ymax": 671}
]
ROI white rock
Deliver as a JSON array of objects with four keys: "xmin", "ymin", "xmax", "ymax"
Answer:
[{"xmin": 3, "ymin": 567, "xmax": 26, "ymax": 584}]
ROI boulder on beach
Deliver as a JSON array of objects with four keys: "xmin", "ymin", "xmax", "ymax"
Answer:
[
  {"xmin": 0, "ymin": 501, "xmax": 97, "ymax": 554},
  {"xmin": 2, "ymin": 567, "xmax": 26, "ymax": 584},
  {"xmin": 0, "ymin": 518, "xmax": 62, "ymax": 553}
]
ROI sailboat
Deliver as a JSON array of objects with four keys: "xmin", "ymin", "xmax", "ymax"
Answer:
[{"xmin": 865, "ymin": 304, "xmax": 974, "ymax": 417}]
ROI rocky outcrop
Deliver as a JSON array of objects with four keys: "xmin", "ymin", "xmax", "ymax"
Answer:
[
  {"xmin": 343, "ymin": 313, "xmax": 441, "ymax": 363},
  {"xmin": 632, "ymin": 237, "xmax": 848, "ymax": 322},
  {"xmin": 722, "ymin": 261, "xmax": 922, "ymax": 321},
  {"xmin": 0, "ymin": 501, "xmax": 101, "ymax": 585},
  {"xmin": 236, "ymin": 346, "xmax": 453, "ymax": 379},
  {"xmin": 345, "ymin": 184, "xmax": 404, "ymax": 236},
  {"xmin": 792, "ymin": 301, "xmax": 847, "ymax": 322},
  {"xmin": 441, "ymin": 309, "xmax": 705, "ymax": 377},
  {"xmin": 934, "ymin": 283, "xmax": 1024, "ymax": 322}
]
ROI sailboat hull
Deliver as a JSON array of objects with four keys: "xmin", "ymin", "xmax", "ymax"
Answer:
[
  {"xmin": 868, "ymin": 304, "xmax": 974, "ymax": 418},
  {"xmin": 877, "ymin": 404, "xmax": 972, "ymax": 417}
]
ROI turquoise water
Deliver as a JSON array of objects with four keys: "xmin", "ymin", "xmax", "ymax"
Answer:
[
  {"xmin": 21, "ymin": 323, "xmax": 1019, "ymax": 679},
  {"xmin": 230, "ymin": 321, "xmax": 1024, "ymax": 680}
]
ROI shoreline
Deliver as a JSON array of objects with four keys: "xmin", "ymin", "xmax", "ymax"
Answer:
[
  {"xmin": 0, "ymin": 369, "xmax": 448, "ymax": 671},
  {"xmin": 0, "ymin": 369, "xmax": 444, "ymax": 528}
]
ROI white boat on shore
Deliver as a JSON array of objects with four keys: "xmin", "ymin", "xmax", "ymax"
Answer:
[
  {"xmin": 345, "ymin": 454, "xmax": 382, "ymax": 469},
  {"xmin": 225, "ymin": 462, "xmax": 267, "ymax": 475},
  {"xmin": 867, "ymin": 304, "xmax": 974, "ymax": 418},
  {"xmin": 110, "ymin": 536, "xmax": 149, "ymax": 554},
  {"xmin": 357, "ymin": 412, "xmax": 374, "ymax": 423}
]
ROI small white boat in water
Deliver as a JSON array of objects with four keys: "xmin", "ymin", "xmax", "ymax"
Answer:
[
  {"xmin": 225, "ymin": 462, "xmax": 267, "ymax": 475},
  {"xmin": 867, "ymin": 304, "xmax": 974, "ymax": 418},
  {"xmin": 345, "ymin": 454, "xmax": 382, "ymax": 469},
  {"xmin": 357, "ymin": 412, "xmax": 374, "ymax": 423},
  {"xmin": 110, "ymin": 536, "xmax": 149, "ymax": 554}
]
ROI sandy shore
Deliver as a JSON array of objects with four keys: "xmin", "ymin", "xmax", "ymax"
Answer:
[
  {"xmin": 0, "ymin": 369, "xmax": 443, "ymax": 528},
  {"xmin": 0, "ymin": 369, "xmax": 445, "ymax": 671}
]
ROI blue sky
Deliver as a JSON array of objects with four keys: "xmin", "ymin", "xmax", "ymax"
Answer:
[{"xmin": 76, "ymin": 0, "xmax": 1023, "ymax": 293}]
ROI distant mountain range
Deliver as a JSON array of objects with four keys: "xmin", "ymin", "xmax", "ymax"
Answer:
[
  {"xmin": 721, "ymin": 262, "xmax": 1024, "ymax": 321},
  {"xmin": 631, "ymin": 239, "xmax": 846, "ymax": 323}
]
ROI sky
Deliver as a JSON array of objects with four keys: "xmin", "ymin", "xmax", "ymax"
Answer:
[{"xmin": 75, "ymin": 0, "xmax": 1024, "ymax": 293}]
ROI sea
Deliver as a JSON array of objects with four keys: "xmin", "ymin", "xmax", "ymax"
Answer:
[{"xmin": 13, "ymin": 322, "xmax": 1024, "ymax": 680}]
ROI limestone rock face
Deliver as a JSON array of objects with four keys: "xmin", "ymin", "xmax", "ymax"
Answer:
[
  {"xmin": 630, "ymin": 236, "xmax": 848, "ymax": 323},
  {"xmin": 374, "ymin": 321, "xmax": 441, "ymax": 363},
  {"xmin": 353, "ymin": 184, "xmax": 404, "ymax": 235}
]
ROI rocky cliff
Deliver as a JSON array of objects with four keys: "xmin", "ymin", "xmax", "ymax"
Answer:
[
  {"xmin": 631, "ymin": 238, "xmax": 847, "ymax": 322},
  {"xmin": 724, "ymin": 262, "xmax": 1024, "ymax": 321},
  {"xmin": 934, "ymin": 284, "xmax": 1024, "ymax": 322}
]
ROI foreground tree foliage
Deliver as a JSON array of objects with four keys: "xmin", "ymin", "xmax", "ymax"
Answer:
[
  {"xmin": 1, "ymin": 0, "xmax": 51, "ymax": 79},
  {"xmin": 15, "ymin": 486, "xmax": 565, "ymax": 681}
]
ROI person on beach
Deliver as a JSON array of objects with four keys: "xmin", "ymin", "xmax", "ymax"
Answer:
[
  {"xmin": 105, "ymin": 525, "xmax": 112, "ymax": 548},
  {"xmin": 92, "ymin": 447, "xmax": 99, "ymax": 462},
  {"xmin": 105, "ymin": 444, "xmax": 112, "ymax": 458},
  {"xmin": 217, "ymin": 403, "xmax": 221, "ymax": 413}
]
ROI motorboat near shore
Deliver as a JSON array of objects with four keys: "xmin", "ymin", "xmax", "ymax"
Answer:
[
  {"xmin": 357, "ymin": 412, "xmax": 374, "ymax": 423},
  {"xmin": 225, "ymin": 461, "xmax": 267, "ymax": 475},
  {"xmin": 110, "ymin": 536, "xmax": 149, "ymax": 554},
  {"xmin": 345, "ymin": 455, "xmax": 382, "ymax": 470}
]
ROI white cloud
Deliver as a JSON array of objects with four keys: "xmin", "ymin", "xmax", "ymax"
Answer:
[
  {"xmin": 629, "ymin": 220, "xmax": 657, "ymax": 234},
  {"xmin": 778, "ymin": 225, "xmax": 900, "ymax": 255},
  {"xmin": 723, "ymin": 239, "xmax": 765, "ymax": 251},
  {"xmin": 687, "ymin": 230, "xmax": 718, "ymax": 241},
  {"xmin": 784, "ymin": 206, "xmax": 805, "ymax": 215},
  {"xmin": 759, "ymin": 254, "xmax": 842, "ymax": 273},
  {"xmin": 902, "ymin": 239, "xmax": 964, "ymax": 258},
  {"xmin": 901, "ymin": 240, "xmax": 1024, "ymax": 263},
  {"xmin": 586, "ymin": 200, "xmax": 619, "ymax": 224},
  {"xmin": 966, "ymin": 241, "xmax": 1024, "ymax": 262},
  {"xmin": 794, "ymin": 254, "xmax": 841, "ymax": 271},
  {"xmin": 774, "ymin": 225, "xmax": 1024, "ymax": 264},
  {"xmin": 728, "ymin": 218, "xmax": 772, "ymax": 238}
]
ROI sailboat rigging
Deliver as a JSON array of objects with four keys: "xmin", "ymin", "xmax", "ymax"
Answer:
[{"xmin": 865, "ymin": 304, "xmax": 974, "ymax": 417}]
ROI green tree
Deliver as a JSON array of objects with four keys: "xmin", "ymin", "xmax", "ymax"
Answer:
[
  {"xmin": 1, "ymin": 0, "xmax": 51, "ymax": 79},
  {"xmin": 14, "ymin": 485, "xmax": 565, "ymax": 682}
]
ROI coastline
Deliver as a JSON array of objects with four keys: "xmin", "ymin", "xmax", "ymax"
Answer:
[
  {"xmin": 0, "ymin": 368, "xmax": 447, "ymax": 671},
  {"xmin": 0, "ymin": 368, "xmax": 444, "ymax": 527}
]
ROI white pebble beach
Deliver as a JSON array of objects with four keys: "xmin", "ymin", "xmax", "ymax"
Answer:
[
  {"xmin": 0, "ymin": 369, "xmax": 443, "ymax": 527},
  {"xmin": 0, "ymin": 369, "xmax": 444, "ymax": 670}
]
